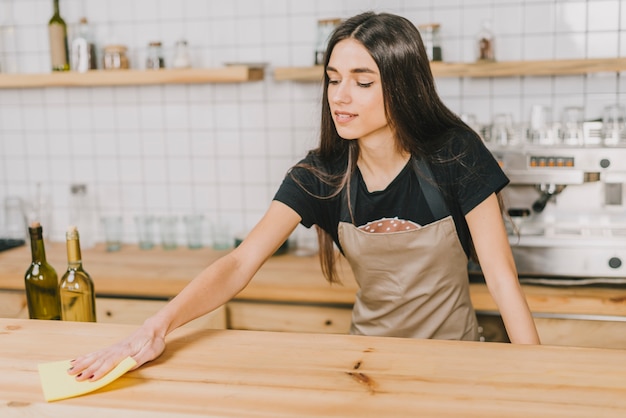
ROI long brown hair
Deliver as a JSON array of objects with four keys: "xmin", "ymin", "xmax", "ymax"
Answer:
[{"xmin": 298, "ymin": 11, "xmax": 479, "ymax": 284}]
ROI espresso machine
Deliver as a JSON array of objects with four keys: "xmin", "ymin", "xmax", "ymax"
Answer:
[{"xmin": 479, "ymin": 120, "xmax": 626, "ymax": 285}]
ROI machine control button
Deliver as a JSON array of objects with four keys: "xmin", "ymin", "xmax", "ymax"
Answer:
[
  {"xmin": 600, "ymin": 158, "xmax": 611, "ymax": 168},
  {"xmin": 608, "ymin": 257, "xmax": 622, "ymax": 269}
]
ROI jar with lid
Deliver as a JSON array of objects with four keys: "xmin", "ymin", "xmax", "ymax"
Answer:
[
  {"xmin": 418, "ymin": 23, "xmax": 442, "ymax": 62},
  {"xmin": 146, "ymin": 41, "xmax": 164, "ymax": 69},
  {"xmin": 172, "ymin": 39, "xmax": 191, "ymax": 69},
  {"xmin": 102, "ymin": 45, "xmax": 129, "ymax": 70},
  {"xmin": 314, "ymin": 18, "xmax": 341, "ymax": 65}
]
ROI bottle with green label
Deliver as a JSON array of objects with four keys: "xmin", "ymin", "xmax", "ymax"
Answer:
[
  {"xmin": 24, "ymin": 222, "xmax": 61, "ymax": 320},
  {"xmin": 59, "ymin": 226, "xmax": 96, "ymax": 322},
  {"xmin": 48, "ymin": 0, "xmax": 69, "ymax": 71}
]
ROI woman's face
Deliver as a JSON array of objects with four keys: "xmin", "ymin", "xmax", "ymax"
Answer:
[{"xmin": 326, "ymin": 38, "xmax": 390, "ymax": 143}]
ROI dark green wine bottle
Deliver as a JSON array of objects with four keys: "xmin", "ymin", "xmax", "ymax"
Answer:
[
  {"xmin": 48, "ymin": 0, "xmax": 69, "ymax": 71},
  {"xmin": 24, "ymin": 222, "xmax": 61, "ymax": 320},
  {"xmin": 59, "ymin": 226, "xmax": 96, "ymax": 322}
]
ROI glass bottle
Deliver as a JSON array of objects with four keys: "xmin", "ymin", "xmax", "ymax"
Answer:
[
  {"xmin": 68, "ymin": 183, "xmax": 96, "ymax": 248},
  {"xmin": 70, "ymin": 17, "xmax": 97, "ymax": 72},
  {"xmin": 0, "ymin": 0, "xmax": 19, "ymax": 73},
  {"xmin": 59, "ymin": 226, "xmax": 96, "ymax": 322},
  {"xmin": 146, "ymin": 41, "xmax": 164, "ymax": 69},
  {"xmin": 48, "ymin": 0, "xmax": 69, "ymax": 71},
  {"xmin": 24, "ymin": 222, "xmax": 61, "ymax": 320},
  {"xmin": 476, "ymin": 20, "xmax": 495, "ymax": 62}
]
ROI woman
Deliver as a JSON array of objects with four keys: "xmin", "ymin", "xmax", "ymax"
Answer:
[{"xmin": 70, "ymin": 11, "xmax": 539, "ymax": 382}]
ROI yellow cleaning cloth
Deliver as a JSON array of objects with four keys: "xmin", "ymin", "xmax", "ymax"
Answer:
[{"xmin": 38, "ymin": 356, "xmax": 137, "ymax": 402}]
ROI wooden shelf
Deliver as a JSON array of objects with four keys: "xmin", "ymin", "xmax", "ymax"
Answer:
[
  {"xmin": 274, "ymin": 58, "xmax": 626, "ymax": 81},
  {"xmin": 0, "ymin": 66, "xmax": 265, "ymax": 88}
]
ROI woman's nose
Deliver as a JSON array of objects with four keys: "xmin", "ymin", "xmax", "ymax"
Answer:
[{"xmin": 331, "ymin": 82, "xmax": 351, "ymax": 104}]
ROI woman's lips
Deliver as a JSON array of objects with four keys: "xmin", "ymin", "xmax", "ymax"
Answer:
[{"xmin": 334, "ymin": 111, "xmax": 357, "ymax": 123}]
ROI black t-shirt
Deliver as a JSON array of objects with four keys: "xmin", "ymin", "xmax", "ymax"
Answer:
[{"xmin": 273, "ymin": 130, "xmax": 509, "ymax": 257}]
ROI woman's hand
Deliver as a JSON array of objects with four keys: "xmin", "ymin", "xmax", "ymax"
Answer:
[
  {"xmin": 67, "ymin": 202, "xmax": 302, "ymax": 382},
  {"xmin": 67, "ymin": 318, "xmax": 166, "ymax": 382}
]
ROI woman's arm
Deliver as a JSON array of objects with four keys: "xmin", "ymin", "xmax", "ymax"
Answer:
[
  {"xmin": 69, "ymin": 201, "xmax": 302, "ymax": 381},
  {"xmin": 465, "ymin": 193, "xmax": 541, "ymax": 344}
]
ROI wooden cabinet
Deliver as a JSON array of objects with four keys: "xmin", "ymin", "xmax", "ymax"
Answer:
[
  {"xmin": 227, "ymin": 301, "xmax": 351, "ymax": 334},
  {"xmin": 0, "ymin": 290, "xmax": 28, "ymax": 319},
  {"xmin": 2, "ymin": 246, "xmax": 626, "ymax": 350},
  {"xmin": 0, "ymin": 290, "xmax": 226, "ymax": 329},
  {"xmin": 534, "ymin": 316, "xmax": 626, "ymax": 349},
  {"xmin": 97, "ymin": 298, "xmax": 227, "ymax": 329},
  {"xmin": 226, "ymin": 299, "xmax": 626, "ymax": 350}
]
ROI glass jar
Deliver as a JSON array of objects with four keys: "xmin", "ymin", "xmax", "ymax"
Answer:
[
  {"xmin": 146, "ymin": 41, "xmax": 164, "ymax": 69},
  {"xmin": 418, "ymin": 23, "xmax": 442, "ymax": 62},
  {"xmin": 602, "ymin": 104, "xmax": 626, "ymax": 147},
  {"xmin": 314, "ymin": 18, "xmax": 341, "ymax": 65},
  {"xmin": 102, "ymin": 45, "xmax": 129, "ymax": 70},
  {"xmin": 172, "ymin": 39, "xmax": 191, "ymax": 69},
  {"xmin": 476, "ymin": 20, "xmax": 495, "ymax": 62}
]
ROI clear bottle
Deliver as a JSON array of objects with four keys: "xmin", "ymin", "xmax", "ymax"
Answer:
[
  {"xmin": 476, "ymin": 20, "xmax": 495, "ymax": 62},
  {"xmin": 70, "ymin": 17, "xmax": 97, "ymax": 72},
  {"xmin": 0, "ymin": 0, "xmax": 19, "ymax": 73},
  {"xmin": 146, "ymin": 41, "xmax": 164, "ymax": 69},
  {"xmin": 69, "ymin": 184, "xmax": 96, "ymax": 248},
  {"xmin": 59, "ymin": 226, "xmax": 96, "ymax": 322},
  {"xmin": 48, "ymin": 0, "xmax": 69, "ymax": 71},
  {"xmin": 24, "ymin": 222, "xmax": 61, "ymax": 320}
]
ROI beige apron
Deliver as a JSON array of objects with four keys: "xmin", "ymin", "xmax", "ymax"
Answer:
[{"xmin": 337, "ymin": 158, "xmax": 479, "ymax": 341}]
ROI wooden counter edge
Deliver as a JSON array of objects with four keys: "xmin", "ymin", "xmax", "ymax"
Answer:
[{"xmin": 2, "ymin": 244, "xmax": 626, "ymax": 316}]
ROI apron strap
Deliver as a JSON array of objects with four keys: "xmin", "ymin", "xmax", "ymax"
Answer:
[
  {"xmin": 338, "ymin": 167, "xmax": 357, "ymax": 224},
  {"xmin": 411, "ymin": 157, "xmax": 451, "ymax": 220}
]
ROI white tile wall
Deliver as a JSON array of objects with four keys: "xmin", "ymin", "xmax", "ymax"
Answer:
[{"xmin": 1, "ymin": 0, "xmax": 625, "ymax": 246}]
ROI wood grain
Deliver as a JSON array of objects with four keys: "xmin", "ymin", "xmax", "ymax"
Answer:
[
  {"xmin": 274, "ymin": 58, "xmax": 626, "ymax": 81},
  {"xmin": 0, "ymin": 66, "xmax": 264, "ymax": 89},
  {"xmin": 1, "ymin": 318, "xmax": 625, "ymax": 417}
]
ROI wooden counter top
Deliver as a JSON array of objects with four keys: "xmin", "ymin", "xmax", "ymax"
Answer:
[
  {"xmin": 2, "ymin": 243, "xmax": 626, "ymax": 316},
  {"xmin": 2, "ymin": 318, "xmax": 625, "ymax": 417}
]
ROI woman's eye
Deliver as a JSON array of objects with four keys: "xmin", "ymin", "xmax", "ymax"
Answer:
[
  {"xmin": 328, "ymin": 79, "xmax": 340, "ymax": 85},
  {"xmin": 357, "ymin": 81, "xmax": 373, "ymax": 88}
]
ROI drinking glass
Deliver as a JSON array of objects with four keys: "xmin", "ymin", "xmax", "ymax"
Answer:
[
  {"xmin": 3, "ymin": 196, "xmax": 26, "ymax": 240},
  {"xmin": 101, "ymin": 215, "xmax": 123, "ymax": 252},
  {"xmin": 601, "ymin": 104, "xmax": 626, "ymax": 146},
  {"xmin": 529, "ymin": 105, "xmax": 555, "ymax": 146},
  {"xmin": 159, "ymin": 215, "xmax": 179, "ymax": 250},
  {"xmin": 560, "ymin": 106, "xmax": 584, "ymax": 146},
  {"xmin": 490, "ymin": 113, "xmax": 514, "ymax": 146},
  {"xmin": 134, "ymin": 215, "xmax": 155, "ymax": 250},
  {"xmin": 183, "ymin": 214, "xmax": 204, "ymax": 249}
]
